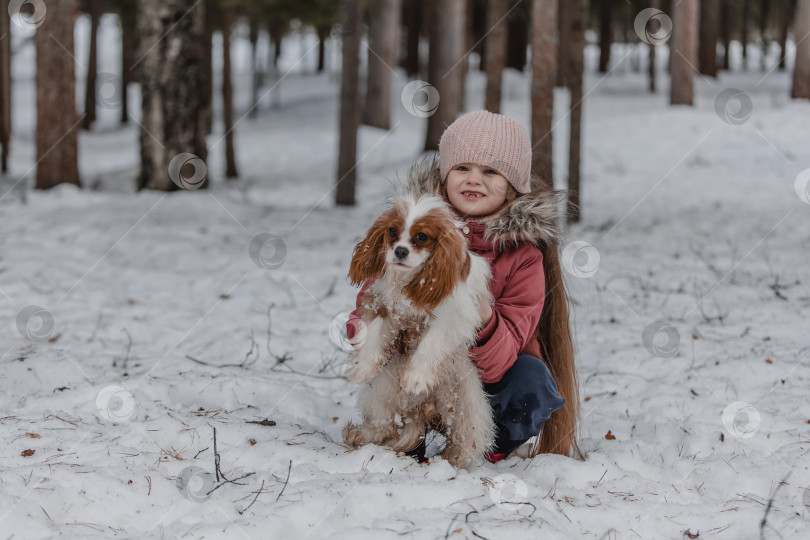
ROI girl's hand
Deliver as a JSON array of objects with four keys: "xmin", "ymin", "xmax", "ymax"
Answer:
[{"xmin": 477, "ymin": 296, "xmax": 493, "ymax": 326}]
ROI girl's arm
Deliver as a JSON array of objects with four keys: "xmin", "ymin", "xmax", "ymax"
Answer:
[{"xmin": 470, "ymin": 246, "xmax": 546, "ymax": 383}]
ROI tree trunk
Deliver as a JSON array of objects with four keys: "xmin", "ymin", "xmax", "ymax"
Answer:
[
  {"xmin": 720, "ymin": 0, "xmax": 732, "ymax": 70},
  {"xmin": 506, "ymin": 12, "xmax": 528, "ymax": 70},
  {"xmin": 648, "ymin": 0, "xmax": 660, "ymax": 92},
  {"xmin": 202, "ymin": 9, "xmax": 213, "ymax": 135},
  {"xmin": 222, "ymin": 8, "xmax": 238, "ymax": 179},
  {"xmin": 670, "ymin": 0, "xmax": 699, "ymax": 105},
  {"xmin": 336, "ymin": 0, "xmax": 363, "ymax": 206},
  {"xmin": 119, "ymin": 0, "xmax": 137, "ymax": 125},
  {"xmin": 778, "ymin": 0, "xmax": 792, "ymax": 70},
  {"xmin": 761, "ymin": 0, "xmax": 771, "ymax": 71},
  {"xmin": 567, "ymin": 0, "xmax": 586, "ymax": 223},
  {"xmin": 136, "ymin": 0, "xmax": 207, "ymax": 191},
  {"xmin": 36, "ymin": 0, "xmax": 80, "ymax": 189},
  {"xmin": 530, "ymin": 0, "xmax": 556, "ymax": 190},
  {"xmin": 364, "ymin": 0, "xmax": 401, "ymax": 130},
  {"xmin": 556, "ymin": 0, "xmax": 569, "ymax": 86},
  {"xmin": 598, "ymin": 0, "xmax": 612, "ymax": 73},
  {"xmin": 699, "ymin": 0, "xmax": 720, "ymax": 76},
  {"xmin": 317, "ymin": 27, "xmax": 328, "ymax": 72},
  {"xmin": 423, "ymin": 0, "xmax": 465, "ymax": 151},
  {"xmin": 742, "ymin": 0, "xmax": 750, "ymax": 69},
  {"xmin": 273, "ymin": 33, "xmax": 282, "ymax": 68},
  {"xmin": 0, "ymin": 0, "xmax": 11, "ymax": 173},
  {"xmin": 249, "ymin": 19, "xmax": 261, "ymax": 118},
  {"xmin": 485, "ymin": 0, "xmax": 508, "ymax": 112},
  {"xmin": 82, "ymin": 0, "xmax": 100, "ymax": 130},
  {"xmin": 792, "ymin": 0, "xmax": 810, "ymax": 99},
  {"xmin": 403, "ymin": 0, "xmax": 421, "ymax": 76}
]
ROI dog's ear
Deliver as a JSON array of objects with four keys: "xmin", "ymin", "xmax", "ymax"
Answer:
[
  {"xmin": 404, "ymin": 221, "xmax": 470, "ymax": 313},
  {"xmin": 348, "ymin": 209, "xmax": 397, "ymax": 286}
]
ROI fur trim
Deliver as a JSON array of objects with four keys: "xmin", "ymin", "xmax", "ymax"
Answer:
[{"xmin": 401, "ymin": 155, "xmax": 563, "ymax": 251}]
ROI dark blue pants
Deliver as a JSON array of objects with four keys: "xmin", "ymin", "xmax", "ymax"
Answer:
[{"xmin": 483, "ymin": 354, "xmax": 565, "ymax": 454}]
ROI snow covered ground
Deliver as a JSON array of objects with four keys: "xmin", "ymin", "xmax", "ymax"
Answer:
[{"xmin": 1, "ymin": 19, "xmax": 810, "ymax": 540}]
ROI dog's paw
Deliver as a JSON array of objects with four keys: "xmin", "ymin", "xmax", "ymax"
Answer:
[
  {"xmin": 345, "ymin": 360, "xmax": 381, "ymax": 383},
  {"xmin": 342, "ymin": 422, "xmax": 365, "ymax": 448},
  {"xmin": 399, "ymin": 368, "xmax": 434, "ymax": 395},
  {"xmin": 441, "ymin": 444, "xmax": 476, "ymax": 469}
]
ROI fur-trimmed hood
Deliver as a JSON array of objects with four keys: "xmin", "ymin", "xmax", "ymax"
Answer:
[{"xmin": 398, "ymin": 156, "xmax": 563, "ymax": 252}]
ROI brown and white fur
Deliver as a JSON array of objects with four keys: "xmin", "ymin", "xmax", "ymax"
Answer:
[{"xmin": 342, "ymin": 192, "xmax": 495, "ymax": 468}]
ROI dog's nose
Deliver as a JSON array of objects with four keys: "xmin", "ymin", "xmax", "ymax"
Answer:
[{"xmin": 394, "ymin": 246, "xmax": 409, "ymax": 260}]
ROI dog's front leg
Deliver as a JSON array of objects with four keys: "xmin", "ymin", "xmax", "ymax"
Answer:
[
  {"xmin": 400, "ymin": 319, "xmax": 470, "ymax": 395},
  {"xmin": 345, "ymin": 316, "xmax": 391, "ymax": 383}
]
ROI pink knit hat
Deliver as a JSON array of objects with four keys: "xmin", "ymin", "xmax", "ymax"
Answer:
[{"xmin": 438, "ymin": 110, "xmax": 532, "ymax": 194}]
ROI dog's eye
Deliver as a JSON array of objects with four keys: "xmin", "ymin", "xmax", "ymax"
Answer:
[
  {"xmin": 414, "ymin": 232, "xmax": 429, "ymax": 243},
  {"xmin": 388, "ymin": 227, "xmax": 397, "ymax": 238}
]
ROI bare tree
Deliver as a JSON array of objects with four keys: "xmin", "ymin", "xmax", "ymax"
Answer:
[
  {"xmin": 136, "ymin": 0, "xmax": 207, "ymax": 191},
  {"xmin": 0, "ymin": 0, "xmax": 11, "ymax": 172},
  {"xmin": 36, "ymin": 0, "xmax": 81, "ymax": 189},
  {"xmin": 118, "ymin": 0, "xmax": 137, "ymax": 125},
  {"xmin": 423, "ymin": 0, "xmax": 465, "ymax": 151},
  {"xmin": 598, "ymin": 0, "xmax": 613, "ymax": 73},
  {"xmin": 792, "ymin": 0, "xmax": 810, "ymax": 99},
  {"xmin": 402, "ymin": 0, "xmax": 421, "ymax": 76},
  {"xmin": 82, "ymin": 0, "xmax": 100, "ymax": 129},
  {"xmin": 530, "ymin": 0, "xmax": 556, "ymax": 190},
  {"xmin": 336, "ymin": 0, "xmax": 363, "ymax": 206},
  {"xmin": 485, "ymin": 0, "xmax": 509, "ymax": 112},
  {"xmin": 567, "ymin": 0, "xmax": 586, "ymax": 223},
  {"xmin": 670, "ymin": 0, "xmax": 699, "ymax": 105},
  {"xmin": 364, "ymin": 0, "xmax": 401, "ymax": 130},
  {"xmin": 699, "ymin": 0, "xmax": 720, "ymax": 77},
  {"xmin": 221, "ymin": 7, "xmax": 238, "ymax": 179},
  {"xmin": 720, "ymin": 0, "xmax": 732, "ymax": 70},
  {"xmin": 761, "ymin": 0, "xmax": 771, "ymax": 71},
  {"xmin": 778, "ymin": 0, "xmax": 795, "ymax": 70},
  {"xmin": 556, "ymin": 0, "xmax": 569, "ymax": 87},
  {"xmin": 743, "ymin": 0, "xmax": 751, "ymax": 69}
]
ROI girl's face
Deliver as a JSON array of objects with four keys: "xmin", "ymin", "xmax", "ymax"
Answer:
[{"xmin": 445, "ymin": 163, "xmax": 510, "ymax": 217}]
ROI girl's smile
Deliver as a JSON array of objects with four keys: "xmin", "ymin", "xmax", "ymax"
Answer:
[{"xmin": 446, "ymin": 163, "xmax": 510, "ymax": 217}]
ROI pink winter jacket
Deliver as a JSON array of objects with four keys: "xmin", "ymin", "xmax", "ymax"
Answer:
[{"xmin": 345, "ymin": 159, "xmax": 562, "ymax": 384}]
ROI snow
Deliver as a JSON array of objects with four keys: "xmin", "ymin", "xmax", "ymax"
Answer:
[{"xmin": 1, "ymin": 19, "xmax": 810, "ymax": 540}]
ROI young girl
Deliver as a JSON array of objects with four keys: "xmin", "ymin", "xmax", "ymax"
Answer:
[{"xmin": 347, "ymin": 110, "xmax": 580, "ymax": 462}]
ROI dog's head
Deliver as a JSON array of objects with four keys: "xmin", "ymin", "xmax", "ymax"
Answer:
[{"xmin": 348, "ymin": 194, "xmax": 471, "ymax": 313}]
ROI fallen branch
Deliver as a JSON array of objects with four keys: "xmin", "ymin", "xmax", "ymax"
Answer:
[
  {"xmin": 760, "ymin": 471, "xmax": 791, "ymax": 540},
  {"xmin": 238, "ymin": 480, "xmax": 265, "ymax": 515},
  {"xmin": 276, "ymin": 460, "xmax": 292, "ymax": 502}
]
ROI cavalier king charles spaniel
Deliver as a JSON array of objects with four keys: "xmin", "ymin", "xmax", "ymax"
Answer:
[{"xmin": 342, "ymin": 192, "xmax": 495, "ymax": 468}]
